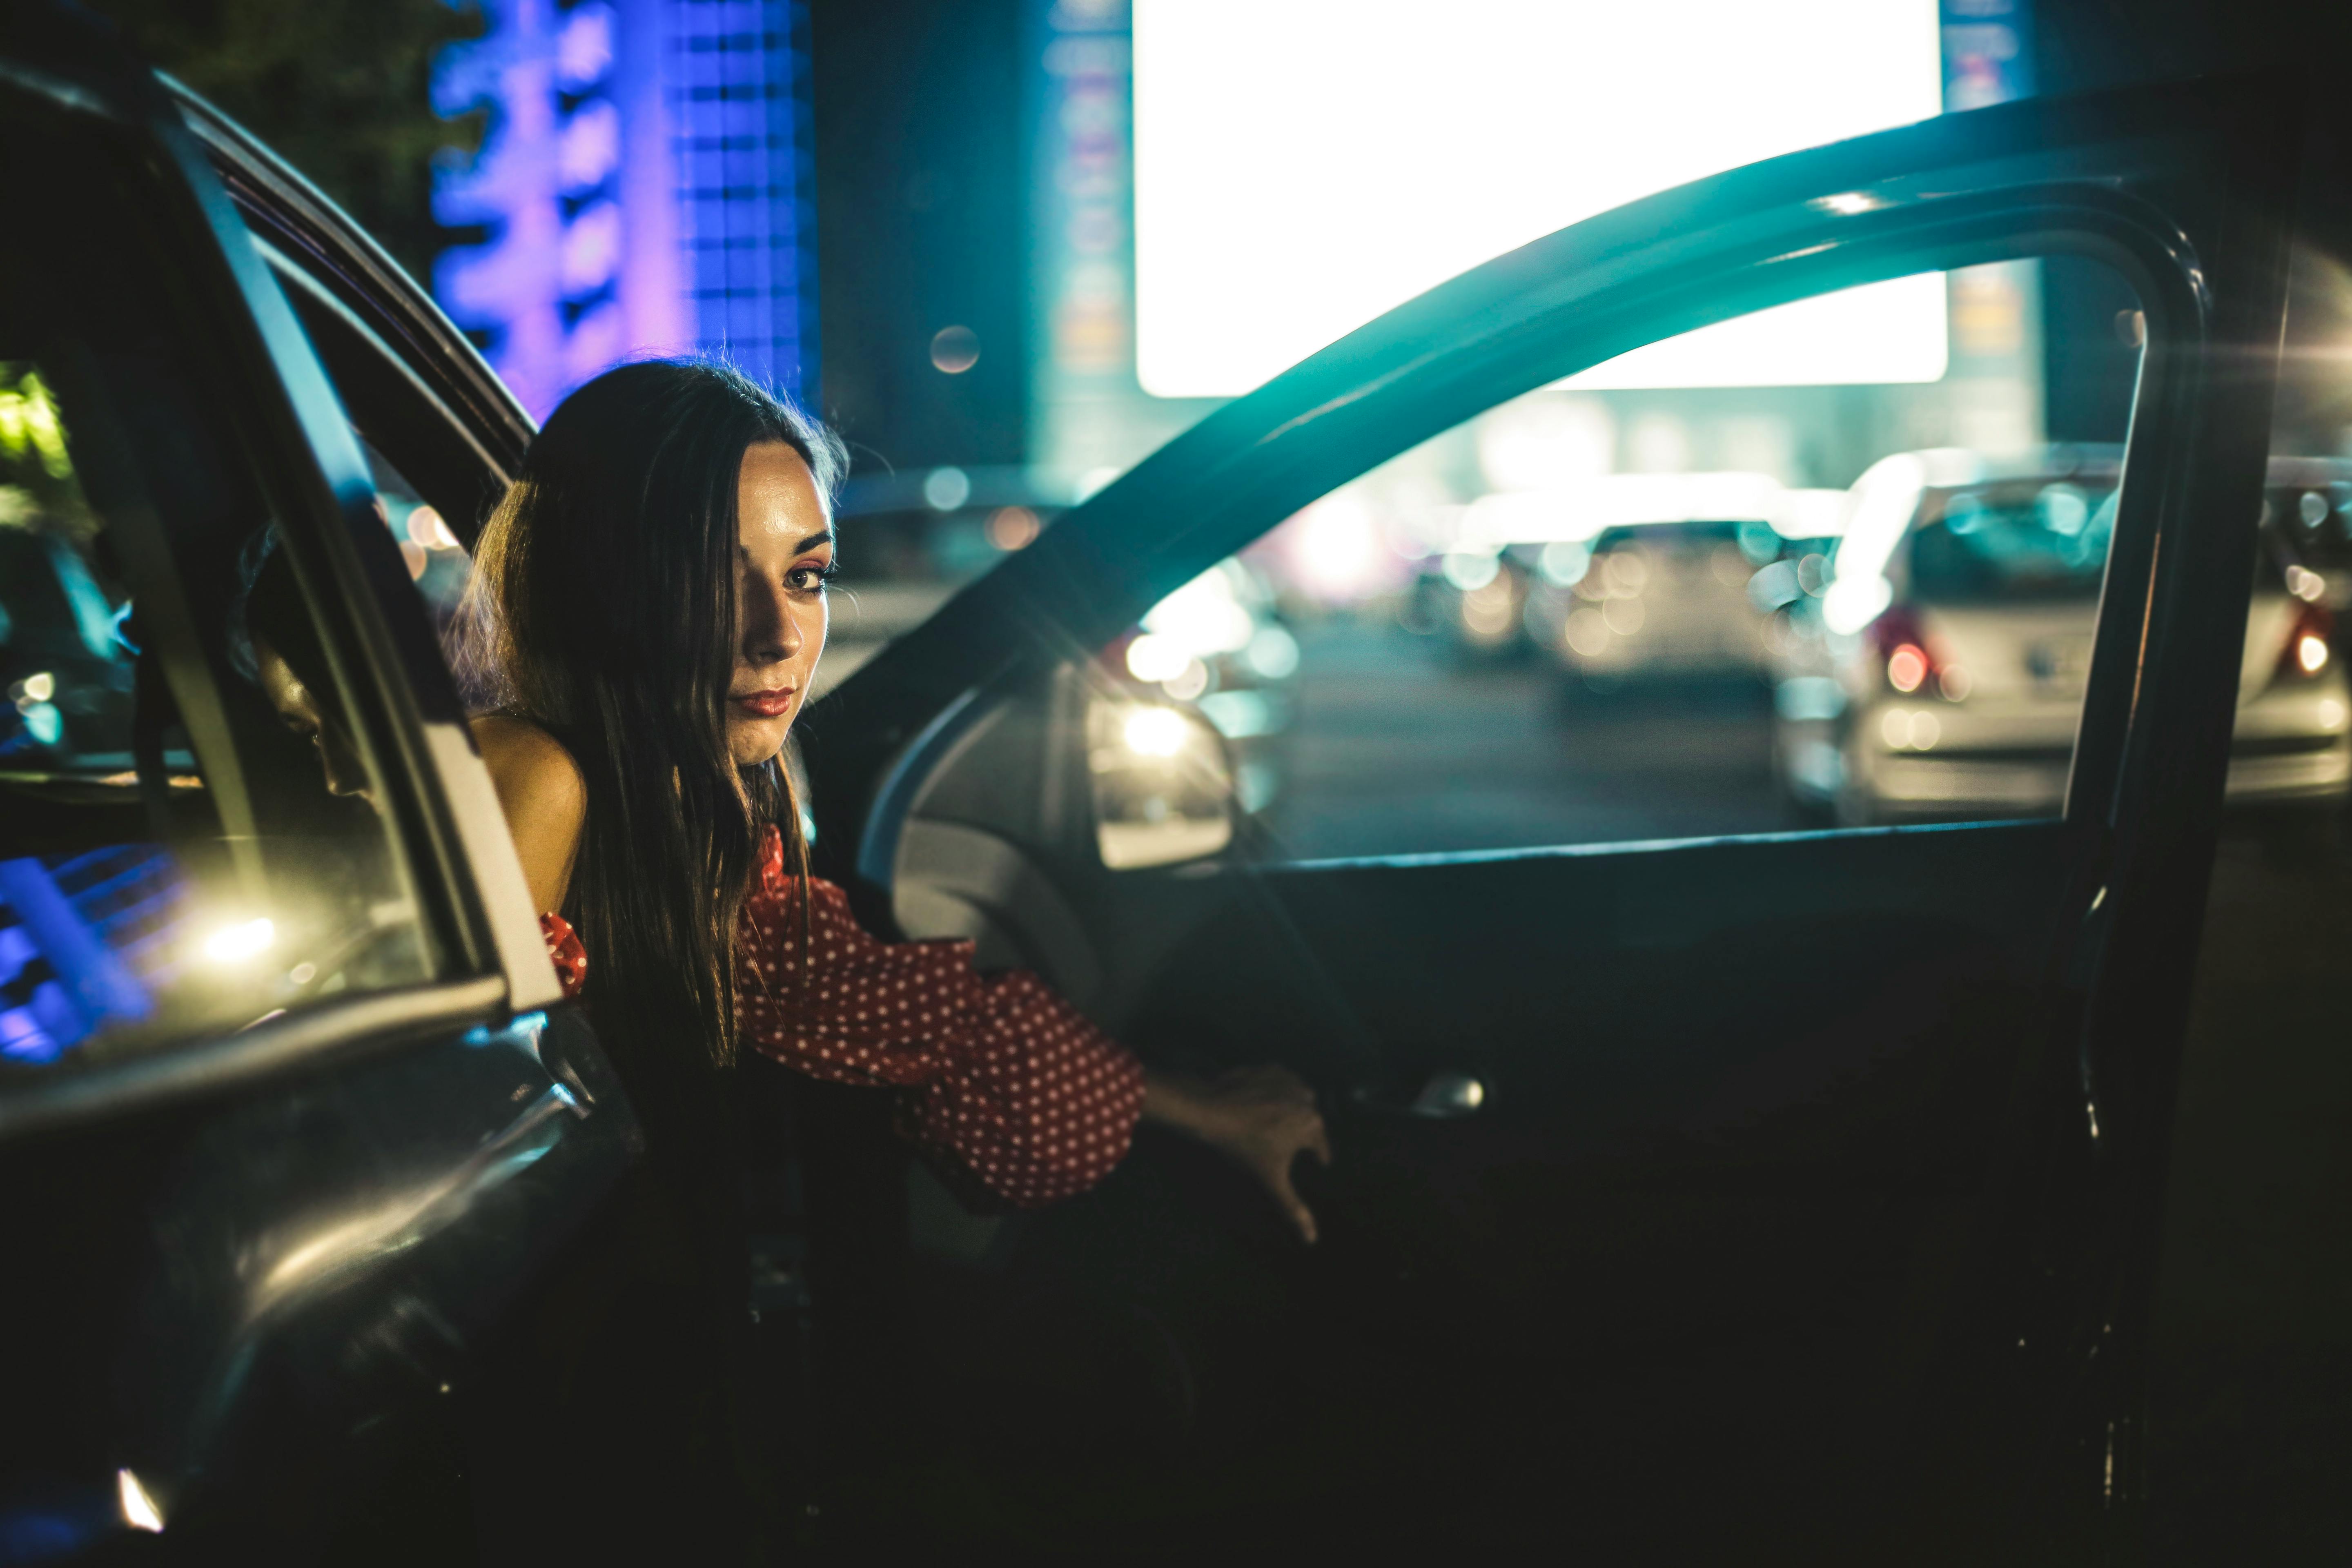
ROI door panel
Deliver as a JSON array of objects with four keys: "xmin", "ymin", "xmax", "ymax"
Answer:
[{"xmin": 1106, "ymin": 843, "xmax": 2065, "ymax": 1550}]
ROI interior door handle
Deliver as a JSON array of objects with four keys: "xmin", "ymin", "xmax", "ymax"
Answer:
[
  {"xmin": 1410, "ymin": 1072, "xmax": 1485, "ymax": 1118},
  {"xmin": 1350, "ymin": 1071, "xmax": 1486, "ymax": 1119}
]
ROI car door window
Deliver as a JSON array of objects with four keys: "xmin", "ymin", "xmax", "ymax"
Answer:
[
  {"xmin": 252, "ymin": 250, "xmax": 495, "ymax": 670},
  {"xmin": 1103, "ymin": 256, "xmax": 2154, "ymax": 860},
  {"xmin": 2226, "ymin": 463, "xmax": 2352, "ymax": 801},
  {"xmin": 0, "ymin": 109, "xmax": 436, "ymax": 1069}
]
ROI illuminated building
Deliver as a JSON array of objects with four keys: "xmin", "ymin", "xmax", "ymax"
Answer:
[{"xmin": 432, "ymin": 0, "xmax": 819, "ymax": 421}]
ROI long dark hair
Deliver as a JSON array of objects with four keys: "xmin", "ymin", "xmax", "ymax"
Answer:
[{"xmin": 457, "ymin": 359, "xmax": 845, "ymax": 1069}]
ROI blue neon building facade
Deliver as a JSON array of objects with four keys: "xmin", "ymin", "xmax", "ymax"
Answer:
[{"xmin": 433, "ymin": 0, "xmax": 818, "ymax": 422}]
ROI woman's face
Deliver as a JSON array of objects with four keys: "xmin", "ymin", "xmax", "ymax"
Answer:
[
  {"xmin": 727, "ymin": 440, "xmax": 833, "ymax": 767},
  {"xmin": 255, "ymin": 637, "xmax": 374, "ymax": 804}
]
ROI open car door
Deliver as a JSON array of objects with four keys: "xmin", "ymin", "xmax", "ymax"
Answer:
[
  {"xmin": 0, "ymin": 6, "xmax": 634, "ymax": 1556},
  {"xmin": 806, "ymin": 77, "xmax": 2301, "ymax": 1558}
]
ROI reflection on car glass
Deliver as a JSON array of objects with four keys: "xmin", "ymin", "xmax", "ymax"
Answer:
[
  {"xmin": 360, "ymin": 437, "xmax": 470, "ymax": 629},
  {"xmin": 1, "ymin": 365, "xmax": 137, "ymax": 775},
  {"xmin": 0, "ymin": 847, "xmax": 184, "ymax": 1064},
  {"xmin": 1910, "ymin": 480, "xmax": 2119, "ymax": 603},
  {"xmin": 2, "ymin": 149, "xmax": 437, "ymax": 1076}
]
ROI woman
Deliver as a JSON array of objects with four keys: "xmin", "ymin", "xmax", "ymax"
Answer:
[{"xmin": 459, "ymin": 358, "xmax": 1330, "ymax": 1241}]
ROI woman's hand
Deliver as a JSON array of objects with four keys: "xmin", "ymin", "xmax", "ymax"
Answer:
[{"xmin": 1142, "ymin": 1066, "xmax": 1333, "ymax": 1244}]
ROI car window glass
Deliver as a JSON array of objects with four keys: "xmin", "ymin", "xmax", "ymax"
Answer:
[
  {"xmin": 2226, "ymin": 468, "xmax": 2350, "ymax": 795},
  {"xmin": 0, "ymin": 111, "xmax": 436, "ymax": 1072},
  {"xmin": 1102, "ymin": 256, "xmax": 2158, "ymax": 862}
]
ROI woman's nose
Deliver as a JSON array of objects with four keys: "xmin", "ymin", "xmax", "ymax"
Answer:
[
  {"xmin": 320, "ymin": 730, "xmax": 372, "ymax": 803},
  {"xmin": 742, "ymin": 576, "xmax": 800, "ymax": 665}
]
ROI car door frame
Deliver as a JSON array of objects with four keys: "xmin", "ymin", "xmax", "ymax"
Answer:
[
  {"xmin": 168, "ymin": 74, "xmax": 536, "ymax": 548},
  {"xmin": 806, "ymin": 74, "xmax": 2303, "ymax": 1535}
]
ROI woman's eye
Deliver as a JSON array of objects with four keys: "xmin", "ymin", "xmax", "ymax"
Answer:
[{"xmin": 788, "ymin": 563, "xmax": 833, "ymax": 592}]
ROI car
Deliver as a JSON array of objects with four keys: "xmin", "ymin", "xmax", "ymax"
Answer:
[
  {"xmin": 1771, "ymin": 445, "xmax": 2352, "ymax": 822},
  {"xmin": 1405, "ymin": 471, "xmax": 1846, "ymax": 677},
  {"xmin": 1415, "ymin": 472, "xmax": 1844, "ymax": 690},
  {"xmin": 0, "ymin": 4, "xmax": 2325, "ymax": 1555}
]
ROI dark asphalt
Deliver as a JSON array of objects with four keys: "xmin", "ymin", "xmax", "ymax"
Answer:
[{"xmin": 1264, "ymin": 619, "xmax": 1802, "ymax": 861}]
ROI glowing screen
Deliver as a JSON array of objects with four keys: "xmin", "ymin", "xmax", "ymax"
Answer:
[{"xmin": 1131, "ymin": 0, "xmax": 1947, "ymax": 398}]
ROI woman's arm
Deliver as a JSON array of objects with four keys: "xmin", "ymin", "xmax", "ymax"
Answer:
[
  {"xmin": 472, "ymin": 715, "xmax": 587, "ymax": 913},
  {"xmin": 735, "ymin": 854, "xmax": 1333, "ymax": 1238},
  {"xmin": 1142, "ymin": 1068, "xmax": 1333, "ymax": 1245}
]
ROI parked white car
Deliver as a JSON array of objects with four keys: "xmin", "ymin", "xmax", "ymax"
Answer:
[{"xmin": 1773, "ymin": 447, "xmax": 2352, "ymax": 822}]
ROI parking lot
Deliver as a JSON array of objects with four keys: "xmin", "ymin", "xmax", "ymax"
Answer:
[{"xmin": 1264, "ymin": 617, "xmax": 1799, "ymax": 862}]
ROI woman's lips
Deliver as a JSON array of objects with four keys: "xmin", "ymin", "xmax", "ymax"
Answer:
[{"xmin": 731, "ymin": 688, "xmax": 798, "ymax": 718}]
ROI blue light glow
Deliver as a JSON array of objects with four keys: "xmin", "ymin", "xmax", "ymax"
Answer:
[
  {"xmin": 0, "ymin": 854, "xmax": 158, "ymax": 1061},
  {"xmin": 432, "ymin": 0, "xmax": 817, "ymax": 419}
]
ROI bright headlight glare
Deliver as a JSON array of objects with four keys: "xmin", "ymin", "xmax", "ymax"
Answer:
[
  {"xmin": 2299, "ymin": 634, "xmax": 2329, "ymax": 675},
  {"xmin": 1125, "ymin": 633, "xmax": 1192, "ymax": 683},
  {"xmin": 203, "ymin": 917, "xmax": 275, "ymax": 963},
  {"xmin": 1122, "ymin": 707, "xmax": 1190, "ymax": 758},
  {"xmin": 1141, "ymin": 569, "xmax": 1256, "ymax": 654},
  {"xmin": 118, "ymin": 1469, "xmax": 163, "ymax": 1532}
]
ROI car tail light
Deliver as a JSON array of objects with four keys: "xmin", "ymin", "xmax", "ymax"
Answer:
[
  {"xmin": 1869, "ymin": 605, "xmax": 1958, "ymax": 698},
  {"xmin": 2278, "ymin": 598, "xmax": 2335, "ymax": 679}
]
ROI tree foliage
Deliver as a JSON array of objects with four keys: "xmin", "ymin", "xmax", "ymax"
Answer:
[{"xmin": 83, "ymin": 0, "xmax": 483, "ymax": 282}]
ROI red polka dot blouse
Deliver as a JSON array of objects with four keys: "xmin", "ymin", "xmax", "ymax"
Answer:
[{"xmin": 538, "ymin": 826, "xmax": 1147, "ymax": 1208}]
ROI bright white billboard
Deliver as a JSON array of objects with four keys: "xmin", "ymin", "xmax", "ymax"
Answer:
[{"xmin": 1131, "ymin": 0, "xmax": 1947, "ymax": 398}]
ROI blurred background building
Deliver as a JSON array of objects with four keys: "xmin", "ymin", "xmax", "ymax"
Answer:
[{"xmin": 428, "ymin": 0, "xmax": 819, "ymax": 417}]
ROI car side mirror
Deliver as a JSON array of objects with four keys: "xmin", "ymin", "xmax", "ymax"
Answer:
[{"xmin": 1085, "ymin": 698, "xmax": 1236, "ymax": 869}]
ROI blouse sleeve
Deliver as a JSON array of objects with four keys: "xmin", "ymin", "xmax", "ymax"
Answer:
[
  {"xmin": 736, "ymin": 840, "xmax": 1146, "ymax": 1209},
  {"xmin": 541, "ymin": 912, "xmax": 588, "ymax": 999}
]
